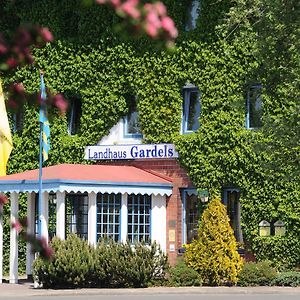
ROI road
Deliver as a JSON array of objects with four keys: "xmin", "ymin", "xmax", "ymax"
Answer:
[{"xmin": 1, "ymin": 284, "xmax": 300, "ymax": 300}]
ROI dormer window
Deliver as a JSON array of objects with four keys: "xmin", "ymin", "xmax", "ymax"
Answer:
[
  {"xmin": 124, "ymin": 96, "xmax": 142, "ymax": 138},
  {"xmin": 67, "ymin": 96, "xmax": 82, "ymax": 135},
  {"xmin": 185, "ymin": 0, "xmax": 201, "ymax": 31},
  {"xmin": 182, "ymin": 84, "xmax": 200, "ymax": 134},
  {"xmin": 246, "ymin": 85, "xmax": 263, "ymax": 129}
]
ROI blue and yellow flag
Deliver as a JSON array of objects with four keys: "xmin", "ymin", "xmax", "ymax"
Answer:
[
  {"xmin": 39, "ymin": 74, "xmax": 50, "ymax": 162},
  {"xmin": 0, "ymin": 79, "xmax": 13, "ymax": 176}
]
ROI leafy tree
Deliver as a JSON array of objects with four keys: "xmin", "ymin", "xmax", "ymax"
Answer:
[{"xmin": 184, "ymin": 197, "xmax": 243, "ymax": 286}]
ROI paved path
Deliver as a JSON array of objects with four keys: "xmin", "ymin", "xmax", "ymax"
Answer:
[{"xmin": 0, "ymin": 281, "xmax": 300, "ymax": 298}]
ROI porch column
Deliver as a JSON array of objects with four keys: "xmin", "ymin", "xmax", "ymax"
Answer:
[
  {"xmin": 0, "ymin": 199, "xmax": 3, "ymax": 283},
  {"xmin": 120, "ymin": 193, "xmax": 128, "ymax": 243},
  {"xmin": 26, "ymin": 192, "xmax": 35, "ymax": 276},
  {"xmin": 56, "ymin": 191, "xmax": 65, "ymax": 240},
  {"xmin": 88, "ymin": 192, "xmax": 97, "ymax": 246},
  {"xmin": 9, "ymin": 192, "xmax": 19, "ymax": 284},
  {"xmin": 40, "ymin": 191, "xmax": 49, "ymax": 244}
]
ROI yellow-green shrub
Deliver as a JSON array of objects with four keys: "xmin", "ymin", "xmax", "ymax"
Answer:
[{"xmin": 184, "ymin": 197, "xmax": 243, "ymax": 286}]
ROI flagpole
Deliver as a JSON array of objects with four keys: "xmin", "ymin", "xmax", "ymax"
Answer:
[{"xmin": 38, "ymin": 71, "xmax": 44, "ymax": 239}]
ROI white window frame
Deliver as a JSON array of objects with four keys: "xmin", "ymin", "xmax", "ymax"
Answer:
[
  {"xmin": 182, "ymin": 84, "xmax": 201, "ymax": 134},
  {"xmin": 123, "ymin": 111, "xmax": 142, "ymax": 139},
  {"xmin": 246, "ymin": 84, "xmax": 263, "ymax": 129}
]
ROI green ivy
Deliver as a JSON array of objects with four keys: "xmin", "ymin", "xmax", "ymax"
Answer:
[{"xmin": 1, "ymin": 0, "xmax": 299, "ymax": 274}]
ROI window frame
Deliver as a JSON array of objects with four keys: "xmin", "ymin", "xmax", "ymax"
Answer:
[
  {"xmin": 13, "ymin": 110, "xmax": 24, "ymax": 136},
  {"xmin": 246, "ymin": 84, "xmax": 263, "ymax": 129},
  {"xmin": 96, "ymin": 193, "xmax": 121, "ymax": 242},
  {"xmin": 67, "ymin": 96, "xmax": 82, "ymax": 135},
  {"xmin": 65, "ymin": 193, "xmax": 88, "ymax": 240},
  {"xmin": 127, "ymin": 193, "xmax": 151, "ymax": 244},
  {"xmin": 182, "ymin": 85, "xmax": 201, "ymax": 134},
  {"xmin": 181, "ymin": 188, "xmax": 201, "ymax": 245},
  {"xmin": 222, "ymin": 187, "xmax": 243, "ymax": 243},
  {"xmin": 123, "ymin": 111, "xmax": 143, "ymax": 139}
]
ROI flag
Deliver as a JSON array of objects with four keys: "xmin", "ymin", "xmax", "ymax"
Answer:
[
  {"xmin": 39, "ymin": 74, "xmax": 50, "ymax": 162},
  {"xmin": 0, "ymin": 79, "xmax": 13, "ymax": 176}
]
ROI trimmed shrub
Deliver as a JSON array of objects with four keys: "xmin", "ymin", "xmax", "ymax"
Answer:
[
  {"xmin": 184, "ymin": 197, "xmax": 243, "ymax": 286},
  {"xmin": 33, "ymin": 234, "xmax": 97, "ymax": 288},
  {"xmin": 96, "ymin": 239, "xmax": 168, "ymax": 288},
  {"xmin": 33, "ymin": 234, "xmax": 168, "ymax": 288},
  {"xmin": 238, "ymin": 261, "xmax": 277, "ymax": 286},
  {"xmin": 169, "ymin": 259, "xmax": 202, "ymax": 286},
  {"xmin": 271, "ymin": 271, "xmax": 300, "ymax": 287}
]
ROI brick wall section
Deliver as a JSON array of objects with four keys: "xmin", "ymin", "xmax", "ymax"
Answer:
[{"xmin": 98, "ymin": 158, "xmax": 194, "ymax": 266}]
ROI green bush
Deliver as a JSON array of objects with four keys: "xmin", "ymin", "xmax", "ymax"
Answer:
[
  {"xmin": 95, "ymin": 239, "xmax": 168, "ymax": 288},
  {"xmin": 169, "ymin": 259, "xmax": 202, "ymax": 287},
  {"xmin": 33, "ymin": 234, "xmax": 168, "ymax": 288},
  {"xmin": 33, "ymin": 234, "xmax": 97, "ymax": 288},
  {"xmin": 238, "ymin": 261, "xmax": 278, "ymax": 286},
  {"xmin": 271, "ymin": 271, "xmax": 300, "ymax": 287},
  {"xmin": 184, "ymin": 197, "xmax": 243, "ymax": 286}
]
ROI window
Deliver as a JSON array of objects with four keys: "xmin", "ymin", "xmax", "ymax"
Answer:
[
  {"xmin": 246, "ymin": 85, "xmax": 262, "ymax": 129},
  {"xmin": 182, "ymin": 189, "xmax": 202, "ymax": 244},
  {"xmin": 96, "ymin": 193, "xmax": 121, "ymax": 242},
  {"xmin": 185, "ymin": 0, "xmax": 201, "ymax": 31},
  {"xmin": 67, "ymin": 96, "xmax": 82, "ymax": 135},
  {"xmin": 222, "ymin": 188, "xmax": 243, "ymax": 243},
  {"xmin": 127, "ymin": 194, "xmax": 151, "ymax": 243},
  {"xmin": 182, "ymin": 84, "xmax": 200, "ymax": 133},
  {"xmin": 65, "ymin": 193, "xmax": 88, "ymax": 240},
  {"xmin": 124, "ymin": 95, "xmax": 142, "ymax": 138},
  {"xmin": 13, "ymin": 110, "xmax": 24, "ymax": 136}
]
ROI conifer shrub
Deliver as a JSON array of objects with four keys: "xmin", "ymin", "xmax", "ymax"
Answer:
[
  {"xmin": 237, "ymin": 261, "xmax": 278, "ymax": 286},
  {"xmin": 33, "ymin": 234, "xmax": 97, "ymax": 288},
  {"xmin": 168, "ymin": 258, "xmax": 202, "ymax": 286},
  {"xmin": 33, "ymin": 234, "xmax": 168, "ymax": 288},
  {"xmin": 95, "ymin": 239, "xmax": 168, "ymax": 288},
  {"xmin": 184, "ymin": 197, "xmax": 243, "ymax": 286}
]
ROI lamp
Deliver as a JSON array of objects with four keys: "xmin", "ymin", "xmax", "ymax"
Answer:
[
  {"xmin": 259, "ymin": 220, "xmax": 271, "ymax": 236},
  {"xmin": 274, "ymin": 220, "xmax": 286, "ymax": 236},
  {"xmin": 197, "ymin": 189, "xmax": 209, "ymax": 203}
]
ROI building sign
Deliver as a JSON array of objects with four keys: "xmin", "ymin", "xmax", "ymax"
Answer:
[{"xmin": 85, "ymin": 144, "xmax": 179, "ymax": 160}]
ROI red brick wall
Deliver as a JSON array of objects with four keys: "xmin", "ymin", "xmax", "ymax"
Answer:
[{"xmin": 98, "ymin": 158, "xmax": 193, "ymax": 266}]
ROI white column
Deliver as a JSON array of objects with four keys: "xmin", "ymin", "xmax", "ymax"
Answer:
[
  {"xmin": 40, "ymin": 191, "xmax": 49, "ymax": 244},
  {"xmin": 151, "ymin": 194, "xmax": 167, "ymax": 252},
  {"xmin": 9, "ymin": 192, "xmax": 19, "ymax": 284},
  {"xmin": 121, "ymin": 193, "xmax": 128, "ymax": 243},
  {"xmin": 0, "ymin": 202, "xmax": 3, "ymax": 283},
  {"xmin": 88, "ymin": 192, "xmax": 97, "ymax": 246},
  {"xmin": 56, "ymin": 191, "xmax": 65, "ymax": 240},
  {"xmin": 26, "ymin": 192, "xmax": 35, "ymax": 276}
]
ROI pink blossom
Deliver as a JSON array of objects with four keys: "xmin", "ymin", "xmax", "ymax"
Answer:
[
  {"xmin": 154, "ymin": 2, "xmax": 167, "ymax": 16},
  {"xmin": 161, "ymin": 16, "xmax": 178, "ymax": 38},
  {"xmin": 110, "ymin": 0, "xmax": 121, "ymax": 8},
  {"xmin": 6, "ymin": 57, "xmax": 18, "ymax": 69},
  {"xmin": 146, "ymin": 11, "xmax": 161, "ymax": 28},
  {"xmin": 53, "ymin": 94, "xmax": 68, "ymax": 114},
  {"xmin": 0, "ymin": 43, "xmax": 8, "ymax": 55},
  {"xmin": 0, "ymin": 194, "xmax": 8, "ymax": 205},
  {"xmin": 38, "ymin": 237, "xmax": 54, "ymax": 260},
  {"xmin": 145, "ymin": 22, "xmax": 159, "ymax": 38},
  {"xmin": 12, "ymin": 220, "xmax": 22, "ymax": 233},
  {"xmin": 39, "ymin": 28, "xmax": 53, "ymax": 43},
  {"xmin": 120, "ymin": 1, "xmax": 141, "ymax": 20}
]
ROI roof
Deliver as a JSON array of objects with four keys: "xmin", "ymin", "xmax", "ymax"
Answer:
[{"xmin": 0, "ymin": 164, "xmax": 173, "ymax": 196}]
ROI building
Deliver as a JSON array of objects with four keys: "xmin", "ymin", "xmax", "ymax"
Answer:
[{"xmin": 1, "ymin": 0, "xmax": 299, "ymax": 284}]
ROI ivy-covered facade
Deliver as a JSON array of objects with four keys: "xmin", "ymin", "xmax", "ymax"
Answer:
[{"xmin": 1, "ymin": 0, "xmax": 300, "ymax": 273}]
